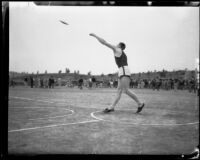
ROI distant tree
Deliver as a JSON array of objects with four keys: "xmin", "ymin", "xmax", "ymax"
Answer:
[
  {"xmin": 77, "ymin": 70, "xmax": 80, "ymax": 74},
  {"xmin": 37, "ymin": 71, "xmax": 39, "ymax": 75},
  {"xmin": 160, "ymin": 69, "xmax": 166, "ymax": 78},
  {"xmin": 58, "ymin": 70, "xmax": 62, "ymax": 74},
  {"xmin": 45, "ymin": 70, "xmax": 47, "ymax": 74},
  {"xmin": 65, "ymin": 68, "xmax": 70, "ymax": 74},
  {"xmin": 88, "ymin": 71, "xmax": 91, "ymax": 76}
]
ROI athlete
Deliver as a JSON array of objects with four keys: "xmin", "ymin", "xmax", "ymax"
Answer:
[{"xmin": 89, "ymin": 33, "xmax": 145, "ymax": 113}]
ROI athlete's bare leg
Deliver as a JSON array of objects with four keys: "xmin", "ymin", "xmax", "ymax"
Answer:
[
  {"xmin": 104, "ymin": 76, "xmax": 144, "ymax": 113},
  {"xmin": 121, "ymin": 77, "xmax": 142, "ymax": 106},
  {"xmin": 110, "ymin": 88, "xmax": 123, "ymax": 109}
]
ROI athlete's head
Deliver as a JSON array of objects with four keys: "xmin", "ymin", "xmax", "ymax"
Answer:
[{"xmin": 118, "ymin": 42, "xmax": 126, "ymax": 50}]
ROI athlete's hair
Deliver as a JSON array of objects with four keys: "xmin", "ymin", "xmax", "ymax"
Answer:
[{"xmin": 119, "ymin": 42, "xmax": 126, "ymax": 50}]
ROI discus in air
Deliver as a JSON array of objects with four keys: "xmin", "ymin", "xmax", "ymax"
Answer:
[{"xmin": 59, "ymin": 20, "xmax": 69, "ymax": 25}]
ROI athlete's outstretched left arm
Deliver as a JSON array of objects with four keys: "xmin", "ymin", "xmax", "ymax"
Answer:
[{"xmin": 89, "ymin": 33, "xmax": 116, "ymax": 51}]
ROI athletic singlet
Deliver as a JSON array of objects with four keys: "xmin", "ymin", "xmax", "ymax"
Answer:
[{"xmin": 114, "ymin": 51, "xmax": 128, "ymax": 68}]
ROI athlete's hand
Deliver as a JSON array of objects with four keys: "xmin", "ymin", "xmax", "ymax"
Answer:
[{"xmin": 89, "ymin": 33, "xmax": 96, "ymax": 37}]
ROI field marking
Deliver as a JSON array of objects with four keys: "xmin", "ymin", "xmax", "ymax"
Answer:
[
  {"xmin": 10, "ymin": 96, "xmax": 55, "ymax": 104},
  {"xmin": 9, "ymin": 97, "xmax": 101, "ymax": 132},
  {"xmin": 8, "ymin": 120, "xmax": 100, "ymax": 133},
  {"xmin": 9, "ymin": 107, "xmax": 74, "ymax": 120},
  {"xmin": 91, "ymin": 111, "xmax": 104, "ymax": 121},
  {"xmin": 28, "ymin": 109, "xmax": 74, "ymax": 120},
  {"xmin": 9, "ymin": 96, "xmax": 199, "ymax": 111},
  {"xmin": 90, "ymin": 110, "xmax": 199, "ymax": 126},
  {"xmin": 9, "ymin": 96, "xmax": 199, "ymax": 126},
  {"xmin": 9, "ymin": 96, "xmax": 98, "ymax": 109}
]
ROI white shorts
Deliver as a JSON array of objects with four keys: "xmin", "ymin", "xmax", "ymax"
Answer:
[{"xmin": 118, "ymin": 66, "xmax": 131, "ymax": 78}]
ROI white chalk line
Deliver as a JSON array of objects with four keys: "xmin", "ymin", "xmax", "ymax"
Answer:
[
  {"xmin": 9, "ymin": 96, "xmax": 102, "ymax": 109},
  {"xmin": 9, "ymin": 96, "xmax": 101, "ymax": 132},
  {"xmin": 28, "ymin": 109, "xmax": 74, "ymax": 120},
  {"xmin": 90, "ymin": 110, "xmax": 199, "ymax": 126},
  {"xmin": 8, "ymin": 120, "xmax": 100, "ymax": 133},
  {"xmin": 9, "ymin": 96, "xmax": 76, "ymax": 120},
  {"xmin": 9, "ymin": 96, "xmax": 107, "ymax": 110},
  {"xmin": 9, "ymin": 106, "xmax": 74, "ymax": 120},
  {"xmin": 9, "ymin": 96, "xmax": 199, "ymax": 112},
  {"xmin": 9, "ymin": 96, "xmax": 199, "ymax": 126},
  {"xmin": 9, "ymin": 96, "xmax": 56, "ymax": 104}
]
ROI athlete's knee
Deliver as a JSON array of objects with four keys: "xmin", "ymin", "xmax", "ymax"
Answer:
[
  {"xmin": 117, "ymin": 88, "xmax": 123, "ymax": 94},
  {"xmin": 123, "ymin": 88, "xmax": 129, "ymax": 94}
]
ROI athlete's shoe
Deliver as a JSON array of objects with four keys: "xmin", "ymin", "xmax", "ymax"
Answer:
[
  {"xmin": 136, "ymin": 103, "xmax": 145, "ymax": 114},
  {"xmin": 183, "ymin": 146, "xmax": 199, "ymax": 159},
  {"xmin": 103, "ymin": 108, "xmax": 114, "ymax": 113}
]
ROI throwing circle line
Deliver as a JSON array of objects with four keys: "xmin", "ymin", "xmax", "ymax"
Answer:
[
  {"xmin": 9, "ymin": 107, "xmax": 74, "ymax": 120},
  {"xmin": 90, "ymin": 110, "xmax": 199, "ymax": 126},
  {"xmin": 8, "ymin": 97, "xmax": 101, "ymax": 132},
  {"xmin": 8, "ymin": 120, "xmax": 100, "ymax": 133},
  {"xmin": 28, "ymin": 109, "xmax": 74, "ymax": 120}
]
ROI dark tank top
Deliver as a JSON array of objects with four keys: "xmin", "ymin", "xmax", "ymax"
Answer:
[{"xmin": 114, "ymin": 51, "xmax": 128, "ymax": 68}]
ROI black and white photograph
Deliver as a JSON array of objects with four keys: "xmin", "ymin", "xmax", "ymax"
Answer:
[{"xmin": 3, "ymin": 1, "xmax": 199, "ymax": 159}]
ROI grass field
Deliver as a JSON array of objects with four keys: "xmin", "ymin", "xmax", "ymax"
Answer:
[{"xmin": 8, "ymin": 86, "xmax": 199, "ymax": 155}]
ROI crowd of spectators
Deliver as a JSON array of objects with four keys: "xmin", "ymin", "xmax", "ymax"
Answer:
[
  {"xmin": 129, "ymin": 77, "xmax": 198, "ymax": 93},
  {"xmin": 9, "ymin": 75, "xmax": 199, "ymax": 95},
  {"xmin": 26, "ymin": 76, "xmax": 55, "ymax": 89}
]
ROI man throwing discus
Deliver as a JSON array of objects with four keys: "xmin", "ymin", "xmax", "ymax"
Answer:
[{"xmin": 89, "ymin": 33, "xmax": 145, "ymax": 113}]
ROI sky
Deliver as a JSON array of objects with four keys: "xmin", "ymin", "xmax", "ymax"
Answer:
[{"xmin": 9, "ymin": 2, "xmax": 199, "ymax": 75}]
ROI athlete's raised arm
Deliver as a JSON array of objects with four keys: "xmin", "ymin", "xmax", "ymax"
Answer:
[{"xmin": 89, "ymin": 33, "xmax": 117, "ymax": 51}]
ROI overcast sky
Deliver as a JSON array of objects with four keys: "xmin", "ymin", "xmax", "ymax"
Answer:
[{"xmin": 9, "ymin": 2, "xmax": 199, "ymax": 75}]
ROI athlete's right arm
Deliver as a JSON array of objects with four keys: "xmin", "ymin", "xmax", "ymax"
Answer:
[{"xmin": 89, "ymin": 33, "xmax": 117, "ymax": 51}]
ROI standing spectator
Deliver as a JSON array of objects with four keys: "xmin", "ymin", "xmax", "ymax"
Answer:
[
  {"xmin": 151, "ymin": 79, "xmax": 156, "ymax": 90},
  {"xmin": 148, "ymin": 79, "xmax": 151, "ymax": 89},
  {"xmin": 155, "ymin": 77, "xmax": 161, "ymax": 91},
  {"xmin": 44, "ymin": 77, "xmax": 48, "ymax": 88},
  {"xmin": 164, "ymin": 79, "xmax": 169, "ymax": 90},
  {"xmin": 144, "ymin": 79, "xmax": 148, "ymax": 88},
  {"xmin": 37, "ymin": 77, "xmax": 41, "ymax": 88},
  {"xmin": 110, "ymin": 79, "xmax": 113, "ymax": 88},
  {"xmin": 50, "ymin": 77, "xmax": 54, "ymax": 88},
  {"xmin": 189, "ymin": 78, "xmax": 195, "ymax": 93},
  {"xmin": 137, "ymin": 80, "xmax": 141, "ymax": 89},
  {"xmin": 88, "ymin": 78, "xmax": 92, "ymax": 89},
  {"xmin": 30, "ymin": 76, "xmax": 34, "ymax": 88},
  {"xmin": 130, "ymin": 79, "xmax": 134, "ymax": 88},
  {"xmin": 170, "ymin": 79, "xmax": 174, "ymax": 90},
  {"xmin": 34, "ymin": 76, "xmax": 38, "ymax": 88},
  {"xmin": 174, "ymin": 79, "xmax": 179, "ymax": 91},
  {"xmin": 40, "ymin": 77, "xmax": 44, "ymax": 88},
  {"xmin": 10, "ymin": 79, "xmax": 15, "ymax": 87},
  {"xmin": 141, "ymin": 80, "xmax": 145, "ymax": 89},
  {"xmin": 78, "ymin": 78, "xmax": 83, "ymax": 89},
  {"xmin": 83, "ymin": 79, "xmax": 87, "ymax": 88},
  {"xmin": 168, "ymin": 79, "xmax": 171, "ymax": 90},
  {"xmin": 113, "ymin": 79, "xmax": 118, "ymax": 88},
  {"xmin": 92, "ymin": 76, "xmax": 96, "ymax": 88},
  {"xmin": 48, "ymin": 77, "xmax": 55, "ymax": 88},
  {"xmin": 183, "ymin": 80, "xmax": 188, "ymax": 90},
  {"xmin": 24, "ymin": 77, "xmax": 28, "ymax": 86}
]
